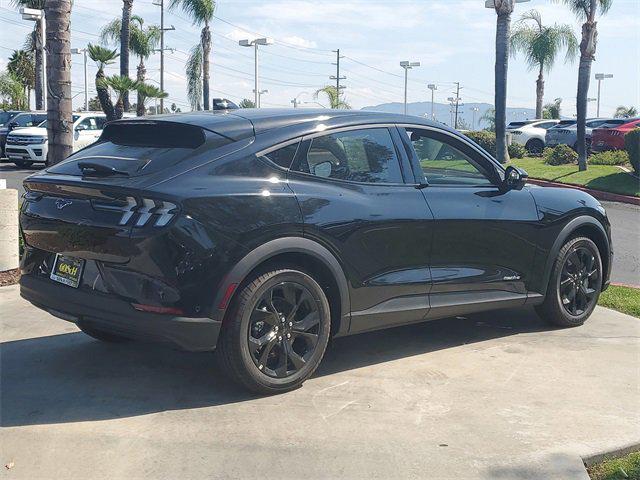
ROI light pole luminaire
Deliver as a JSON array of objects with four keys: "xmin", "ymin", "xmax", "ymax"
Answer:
[
  {"xmin": 20, "ymin": 7, "xmax": 46, "ymax": 111},
  {"xmin": 400, "ymin": 61, "xmax": 420, "ymax": 115},
  {"xmin": 594, "ymin": 73, "xmax": 613, "ymax": 117},
  {"xmin": 239, "ymin": 38, "xmax": 273, "ymax": 108}
]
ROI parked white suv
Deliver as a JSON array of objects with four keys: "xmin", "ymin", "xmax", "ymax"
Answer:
[
  {"xmin": 507, "ymin": 119, "xmax": 559, "ymax": 154},
  {"xmin": 5, "ymin": 112, "xmax": 107, "ymax": 167}
]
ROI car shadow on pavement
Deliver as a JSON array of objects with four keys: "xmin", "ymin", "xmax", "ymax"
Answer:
[{"xmin": 1, "ymin": 307, "xmax": 550, "ymax": 427}]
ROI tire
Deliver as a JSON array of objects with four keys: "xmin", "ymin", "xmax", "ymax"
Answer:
[
  {"xmin": 78, "ymin": 323, "xmax": 130, "ymax": 343},
  {"xmin": 525, "ymin": 138, "xmax": 544, "ymax": 155},
  {"xmin": 14, "ymin": 160, "xmax": 33, "ymax": 168},
  {"xmin": 216, "ymin": 269, "xmax": 331, "ymax": 394},
  {"xmin": 535, "ymin": 236, "xmax": 602, "ymax": 328}
]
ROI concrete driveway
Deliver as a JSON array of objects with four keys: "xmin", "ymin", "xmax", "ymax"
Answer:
[{"xmin": 1, "ymin": 285, "xmax": 639, "ymax": 479}]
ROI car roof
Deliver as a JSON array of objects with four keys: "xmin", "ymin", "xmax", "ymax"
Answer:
[{"xmin": 111, "ymin": 108, "xmax": 455, "ymax": 142}]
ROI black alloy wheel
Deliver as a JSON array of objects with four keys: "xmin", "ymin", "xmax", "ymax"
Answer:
[{"xmin": 216, "ymin": 269, "xmax": 331, "ymax": 394}]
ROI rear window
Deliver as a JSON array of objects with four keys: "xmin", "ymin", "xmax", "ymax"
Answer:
[{"xmin": 48, "ymin": 121, "xmax": 228, "ymax": 177}]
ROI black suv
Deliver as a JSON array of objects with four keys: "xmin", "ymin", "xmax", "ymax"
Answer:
[{"xmin": 20, "ymin": 109, "xmax": 612, "ymax": 393}]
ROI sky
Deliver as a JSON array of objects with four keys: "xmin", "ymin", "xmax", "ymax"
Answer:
[{"xmin": 0, "ymin": 0, "xmax": 638, "ymax": 118}]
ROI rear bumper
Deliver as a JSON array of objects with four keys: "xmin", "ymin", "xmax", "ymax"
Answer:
[{"xmin": 20, "ymin": 274, "xmax": 222, "ymax": 351}]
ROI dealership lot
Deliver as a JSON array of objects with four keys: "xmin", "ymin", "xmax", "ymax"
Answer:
[{"xmin": 1, "ymin": 284, "xmax": 638, "ymax": 479}]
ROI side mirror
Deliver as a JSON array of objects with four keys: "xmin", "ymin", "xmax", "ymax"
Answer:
[
  {"xmin": 503, "ymin": 166, "xmax": 528, "ymax": 191},
  {"xmin": 75, "ymin": 124, "xmax": 88, "ymax": 131},
  {"xmin": 312, "ymin": 161, "xmax": 332, "ymax": 178}
]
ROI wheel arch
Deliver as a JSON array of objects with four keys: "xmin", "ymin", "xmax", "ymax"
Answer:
[
  {"xmin": 214, "ymin": 237, "xmax": 351, "ymax": 337},
  {"xmin": 542, "ymin": 216, "xmax": 611, "ymax": 293}
]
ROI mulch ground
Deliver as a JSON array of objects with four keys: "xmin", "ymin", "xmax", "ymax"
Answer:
[{"xmin": 0, "ymin": 269, "xmax": 20, "ymax": 287}]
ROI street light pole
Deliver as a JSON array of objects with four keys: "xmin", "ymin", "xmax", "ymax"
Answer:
[
  {"xmin": 594, "ymin": 73, "xmax": 613, "ymax": 117},
  {"xmin": 400, "ymin": 61, "xmax": 420, "ymax": 115},
  {"xmin": 427, "ymin": 84, "xmax": 437, "ymax": 121},
  {"xmin": 71, "ymin": 48, "xmax": 88, "ymax": 111},
  {"xmin": 20, "ymin": 8, "xmax": 46, "ymax": 111},
  {"xmin": 239, "ymin": 38, "xmax": 273, "ymax": 108},
  {"xmin": 472, "ymin": 106, "xmax": 479, "ymax": 130}
]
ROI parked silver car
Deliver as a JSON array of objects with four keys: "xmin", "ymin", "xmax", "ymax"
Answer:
[{"xmin": 545, "ymin": 118, "xmax": 611, "ymax": 150}]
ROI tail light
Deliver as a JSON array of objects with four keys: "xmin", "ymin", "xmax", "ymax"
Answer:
[{"xmin": 93, "ymin": 196, "xmax": 179, "ymax": 228}]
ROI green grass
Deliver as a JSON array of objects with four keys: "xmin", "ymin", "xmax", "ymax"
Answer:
[
  {"xmin": 587, "ymin": 451, "xmax": 640, "ymax": 480},
  {"xmin": 598, "ymin": 285, "xmax": 640, "ymax": 318},
  {"xmin": 510, "ymin": 157, "xmax": 640, "ymax": 197}
]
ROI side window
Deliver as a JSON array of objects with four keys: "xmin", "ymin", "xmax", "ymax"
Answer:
[
  {"xmin": 261, "ymin": 141, "xmax": 299, "ymax": 169},
  {"xmin": 406, "ymin": 128, "xmax": 495, "ymax": 186},
  {"xmin": 77, "ymin": 118, "xmax": 97, "ymax": 131},
  {"xmin": 296, "ymin": 128, "xmax": 403, "ymax": 184},
  {"xmin": 537, "ymin": 122, "xmax": 557, "ymax": 130}
]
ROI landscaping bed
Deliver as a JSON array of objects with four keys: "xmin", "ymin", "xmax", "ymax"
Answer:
[{"xmin": 586, "ymin": 450, "xmax": 640, "ymax": 480}]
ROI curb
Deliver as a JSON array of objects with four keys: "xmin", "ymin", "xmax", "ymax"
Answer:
[
  {"xmin": 526, "ymin": 178, "xmax": 640, "ymax": 206},
  {"xmin": 582, "ymin": 441, "xmax": 640, "ymax": 468}
]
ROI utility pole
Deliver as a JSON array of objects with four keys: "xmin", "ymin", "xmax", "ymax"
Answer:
[
  {"xmin": 427, "ymin": 84, "xmax": 437, "ymax": 121},
  {"xmin": 330, "ymin": 49, "xmax": 346, "ymax": 108},
  {"xmin": 453, "ymin": 82, "xmax": 462, "ymax": 129},
  {"xmin": 153, "ymin": 0, "xmax": 175, "ymax": 113}
]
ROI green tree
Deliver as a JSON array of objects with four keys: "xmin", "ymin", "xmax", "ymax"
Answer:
[
  {"xmin": 88, "ymin": 95, "xmax": 102, "ymax": 111},
  {"xmin": 99, "ymin": 74, "xmax": 140, "ymax": 119},
  {"xmin": 0, "ymin": 71, "xmax": 27, "ymax": 109},
  {"xmin": 614, "ymin": 106, "xmax": 637, "ymax": 118},
  {"xmin": 135, "ymin": 82, "xmax": 168, "ymax": 116},
  {"xmin": 170, "ymin": 0, "xmax": 214, "ymax": 110},
  {"xmin": 120, "ymin": 0, "xmax": 134, "ymax": 111},
  {"xmin": 511, "ymin": 10, "xmax": 577, "ymax": 119},
  {"xmin": 88, "ymin": 44, "xmax": 119, "ymax": 120},
  {"xmin": 185, "ymin": 44, "xmax": 203, "ymax": 110},
  {"xmin": 7, "ymin": 49, "xmax": 35, "ymax": 106},
  {"xmin": 44, "ymin": 0, "xmax": 73, "ymax": 164},
  {"xmin": 11, "ymin": 0, "xmax": 45, "ymax": 110},
  {"xmin": 239, "ymin": 98, "xmax": 256, "ymax": 108},
  {"xmin": 480, "ymin": 108, "xmax": 496, "ymax": 132},
  {"xmin": 543, "ymin": 98, "xmax": 562, "ymax": 119},
  {"xmin": 562, "ymin": 0, "xmax": 613, "ymax": 171},
  {"xmin": 314, "ymin": 85, "xmax": 351, "ymax": 109},
  {"xmin": 101, "ymin": 15, "xmax": 160, "ymax": 116}
]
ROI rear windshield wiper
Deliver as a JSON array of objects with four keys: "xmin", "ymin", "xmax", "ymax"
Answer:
[{"xmin": 77, "ymin": 161, "xmax": 130, "ymax": 177}]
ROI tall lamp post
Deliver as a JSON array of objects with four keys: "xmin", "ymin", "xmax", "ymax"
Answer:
[
  {"xmin": 400, "ymin": 61, "xmax": 420, "ymax": 115},
  {"xmin": 239, "ymin": 38, "xmax": 273, "ymax": 108},
  {"xmin": 71, "ymin": 48, "xmax": 88, "ymax": 111},
  {"xmin": 594, "ymin": 73, "xmax": 613, "ymax": 117},
  {"xmin": 20, "ymin": 7, "xmax": 46, "ymax": 111},
  {"xmin": 427, "ymin": 84, "xmax": 437, "ymax": 120},
  {"xmin": 471, "ymin": 106, "xmax": 479, "ymax": 130}
]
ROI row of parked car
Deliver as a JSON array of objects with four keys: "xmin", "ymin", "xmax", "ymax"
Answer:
[{"xmin": 506, "ymin": 117, "xmax": 640, "ymax": 154}]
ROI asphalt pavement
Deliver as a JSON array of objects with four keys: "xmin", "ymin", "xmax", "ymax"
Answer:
[
  {"xmin": 2, "ymin": 284, "xmax": 639, "ymax": 479},
  {"xmin": 1, "ymin": 162, "xmax": 638, "ymax": 286}
]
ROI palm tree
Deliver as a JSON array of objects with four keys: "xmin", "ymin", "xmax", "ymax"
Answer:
[
  {"xmin": 0, "ymin": 71, "xmax": 28, "ymax": 109},
  {"xmin": 239, "ymin": 98, "xmax": 256, "ymax": 108},
  {"xmin": 185, "ymin": 44, "xmax": 203, "ymax": 110},
  {"xmin": 44, "ymin": 0, "xmax": 73, "ymax": 164},
  {"xmin": 101, "ymin": 15, "xmax": 160, "ymax": 116},
  {"xmin": 120, "ymin": 0, "xmax": 134, "ymax": 111},
  {"xmin": 170, "ymin": 0, "xmax": 215, "ymax": 110},
  {"xmin": 11, "ymin": 0, "xmax": 45, "ymax": 110},
  {"xmin": 315, "ymin": 85, "xmax": 351, "ymax": 109},
  {"xmin": 100, "ymin": 75, "xmax": 140, "ymax": 119},
  {"xmin": 87, "ymin": 44, "xmax": 119, "ymax": 121},
  {"xmin": 543, "ymin": 98, "xmax": 562, "ymax": 119},
  {"xmin": 480, "ymin": 108, "xmax": 496, "ymax": 132},
  {"xmin": 614, "ymin": 106, "xmax": 637, "ymax": 118},
  {"xmin": 562, "ymin": 0, "xmax": 613, "ymax": 171},
  {"xmin": 491, "ymin": 0, "xmax": 516, "ymax": 163},
  {"xmin": 511, "ymin": 10, "xmax": 577, "ymax": 119},
  {"xmin": 7, "ymin": 49, "xmax": 35, "ymax": 106},
  {"xmin": 136, "ymin": 83, "xmax": 168, "ymax": 116}
]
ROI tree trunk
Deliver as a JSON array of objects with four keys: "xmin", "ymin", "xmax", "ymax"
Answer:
[
  {"xmin": 115, "ymin": 96, "xmax": 124, "ymax": 120},
  {"xmin": 577, "ymin": 13, "xmax": 598, "ymax": 171},
  {"xmin": 136, "ymin": 58, "xmax": 146, "ymax": 116},
  {"xmin": 96, "ymin": 68, "xmax": 116, "ymax": 121},
  {"xmin": 120, "ymin": 0, "xmax": 133, "ymax": 111},
  {"xmin": 33, "ymin": 24, "xmax": 44, "ymax": 110},
  {"xmin": 201, "ymin": 23, "xmax": 211, "ymax": 111},
  {"xmin": 536, "ymin": 65, "xmax": 544, "ymax": 119},
  {"xmin": 494, "ymin": 1, "xmax": 513, "ymax": 164},
  {"xmin": 44, "ymin": 0, "xmax": 73, "ymax": 165}
]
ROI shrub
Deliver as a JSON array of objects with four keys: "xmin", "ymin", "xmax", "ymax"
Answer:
[
  {"xmin": 508, "ymin": 143, "xmax": 526, "ymax": 159},
  {"xmin": 589, "ymin": 150, "xmax": 629, "ymax": 166},
  {"xmin": 465, "ymin": 130, "xmax": 496, "ymax": 156},
  {"xmin": 544, "ymin": 144, "xmax": 578, "ymax": 165},
  {"xmin": 625, "ymin": 128, "xmax": 640, "ymax": 174}
]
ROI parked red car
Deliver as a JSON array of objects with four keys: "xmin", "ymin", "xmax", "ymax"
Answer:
[{"xmin": 591, "ymin": 118, "xmax": 640, "ymax": 152}]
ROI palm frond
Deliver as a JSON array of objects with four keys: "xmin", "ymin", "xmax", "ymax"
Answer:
[
  {"xmin": 561, "ymin": 0, "xmax": 612, "ymax": 20},
  {"xmin": 87, "ymin": 43, "xmax": 119, "ymax": 68},
  {"xmin": 169, "ymin": 0, "xmax": 215, "ymax": 26},
  {"xmin": 185, "ymin": 44, "xmax": 203, "ymax": 110}
]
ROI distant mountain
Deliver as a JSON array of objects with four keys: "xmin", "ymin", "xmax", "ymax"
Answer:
[{"xmin": 361, "ymin": 101, "xmax": 537, "ymax": 130}]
